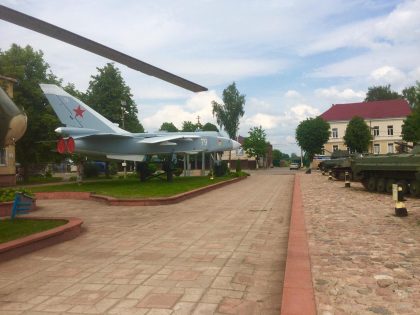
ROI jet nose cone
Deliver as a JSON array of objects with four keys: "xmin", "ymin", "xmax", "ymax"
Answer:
[{"xmin": 231, "ymin": 139, "xmax": 241, "ymax": 150}]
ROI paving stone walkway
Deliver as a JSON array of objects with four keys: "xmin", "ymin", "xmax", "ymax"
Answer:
[
  {"xmin": 301, "ymin": 172, "xmax": 420, "ymax": 315},
  {"xmin": 0, "ymin": 170, "xmax": 293, "ymax": 315}
]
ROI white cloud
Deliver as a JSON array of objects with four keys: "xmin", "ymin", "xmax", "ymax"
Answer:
[
  {"xmin": 301, "ymin": 0, "xmax": 420, "ymax": 55},
  {"xmin": 164, "ymin": 58, "xmax": 288, "ymax": 85},
  {"xmin": 243, "ymin": 103, "xmax": 319, "ymax": 132},
  {"xmin": 315, "ymin": 87, "xmax": 365, "ymax": 101},
  {"xmin": 285, "ymin": 90, "xmax": 301, "ymax": 98},
  {"xmin": 289, "ymin": 104, "xmax": 320, "ymax": 121},
  {"xmin": 244, "ymin": 113, "xmax": 281, "ymax": 130},
  {"xmin": 141, "ymin": 90, "xmax": 220, "ymax": 132},
  {"xmin": 369, "ymin": 66, "xmax": 406, "ymax": 85}
]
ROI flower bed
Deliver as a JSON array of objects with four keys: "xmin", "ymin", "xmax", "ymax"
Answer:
[{"xmin": 0, "ymin": 189, "xmax": 37, "ymax": 217}]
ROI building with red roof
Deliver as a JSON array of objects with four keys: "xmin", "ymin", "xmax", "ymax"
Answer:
[{"xmin": 319, "ymin": 99, "xmax": 411, "ymax": 155}]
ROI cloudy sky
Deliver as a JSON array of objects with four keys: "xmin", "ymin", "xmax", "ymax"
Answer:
[{"xmin": 1, "ymin": 0, "xmax": 419, "ymax": 154}]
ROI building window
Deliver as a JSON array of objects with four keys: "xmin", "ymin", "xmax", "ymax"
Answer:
[
  {"xmin": 321, "ymin": 146, "xmax": 325, "ymax": 155},
  {"xmin": 0, "ymin": 148, "xmax": 6, "ymax": 166},
  {"xmin": 387, "ymin": 125, "xmax": 393, "ymax": 136},
  {"xmin": 372, "ymin": 126, "xmax": 379, "ymax": 137},
  {"xmin": 388, "ymin": 143, "xmax": 394, "ymax": 153},
  {"xmin": 333, "ymin": 145, "xmax": 339, "ymax": 152},
  {"xmin": 332, "ymin": 128, "xmax": 338, "ymax": 138},
  {"xmin": 373, "ymin": 143, "xmax": 380, "ymax": 154}
]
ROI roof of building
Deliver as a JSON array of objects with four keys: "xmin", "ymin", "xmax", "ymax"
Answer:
[{"xmin": 320, "ymin": 99, "xmax": 411, "ymax": 121}]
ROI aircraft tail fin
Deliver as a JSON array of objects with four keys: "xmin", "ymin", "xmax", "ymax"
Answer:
[{"xmin": 40, "ymin": 84, "xmax": 128, "ymax": 134}]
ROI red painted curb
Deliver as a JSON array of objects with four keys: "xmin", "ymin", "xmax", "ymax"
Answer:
[
  {"xmin": 0, "ymin": 217, "xmax": 83, "ymax": 262},
  {"xmin": 281, "ymin": 174, "xmax": 316, "ymax": 315},
  {"xmin": 35, "ymin": 176, "xmax": 247, "ymax": 206}
]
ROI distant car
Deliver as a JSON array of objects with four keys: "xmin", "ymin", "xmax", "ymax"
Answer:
[{"xmin": 289, "ymin": 163, "xmax": 300, "ymax": 170}]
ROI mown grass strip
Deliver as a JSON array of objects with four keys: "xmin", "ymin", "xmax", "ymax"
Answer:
[
  {"xmin": 0, "ymin": 219, "xmax": 67, "ymax": 244},
  {"xmin": 29, "ymin": 176, "xmax": 235, "ymax": 198}
]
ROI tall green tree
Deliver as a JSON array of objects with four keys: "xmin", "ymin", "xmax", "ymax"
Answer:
[
  {"xmin": 85, "ymin": 63, "xmax": 144, "ymax": 132},
  {"xmin": 201, "ymin": 122, "xmax": 219, "ymax": 132},
  {"xmin": 402, "ymin": 82, "xmax": 420, "ymax": 144},
  {"xmin": 402, "ymin": 112, "xmax": 420, "ymax": 144},
  {"xmin": 63, "ymin": 82, "xmax": 85, "ymax": 100},
  {"xmin": 181, "ymin": 121, "xmax": 197, "ymax": 132},
  {"xmin": 159, "ymin": 122, "xmax": 178, "ymax": 132},
  {"xmin": 402, "ymin": 82, "xmax": 420, "ymax": 110},
  {"xmin": 0, "ymin": 44, "xmax": 62, "ymax": 179},
  {"xmin": 295, "ymin": 117, "xmax": 330, "ymax": 161},
  {"xmin": 212, "ymin": 82, "xmax": 245, "ymax": 160},
  {"xmin": 364, "ymin": 84, "xmax": 401, "ymax": 102},
  {"xmin": 243, "ymin": 126, "xmax": 267, "ymax": 165},
  {"xmin": 343, "ymin": 116, "xmax": 372, "ymax": 153},
  {"xmin": 212, "ymin": 82, "xmax": 245, "ymax": 139},
  {"xmin": 272, "ymin": 149, "xmax": 290, "ymax": 166}
]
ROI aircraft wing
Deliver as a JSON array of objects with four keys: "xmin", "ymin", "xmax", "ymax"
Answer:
[
  {"xmin": 139, "ymin": 134, "xmax": 200, "ymax": 144},
  {"xmin": 71, "ymin": 133, "xmax": 134, "ymax": 140}
]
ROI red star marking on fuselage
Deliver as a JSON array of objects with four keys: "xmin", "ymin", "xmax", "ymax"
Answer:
[{"xmin": 73, "ymin": 105, "xmax": 85, "ymax": 118}]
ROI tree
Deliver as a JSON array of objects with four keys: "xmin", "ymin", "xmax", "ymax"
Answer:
[
  {"xmin": 402, "ymin": 111, "xmax": 420, "ymax": 144},
  {"xmin": 63, "ymin": 82, "xmax": 85, "ymax": 100},
  {"xmin": 0, "ymin": 44, "xmax": 62, "ymax": 180},
  {"xmin": 364, "ymin": 84, "xmax": 401, "ymax": 102},
  {"xmin": 212, "ymin": 82, "xmax": 245, "ymax": 160},
  {"xmin": 181, "ymin": 121, "xmax": 197, "ymax": 132},
  {"xmin": 343, "ymin": 116, "xmax": 372, "ymax": 153},
  {"xmin": 201, "ymin": 122, "xmax": 219, "ymax": 132},
  {"xmin": 295, "ymin": 117, "xmax": 330, "ymax": 161},
  {"xmin": 85, "ymin": 63, "xmax": 144, "ymax": 133},
  {"xmin": 243, "ymin": 126, "xmax": 267, "ymax": 165},
  {"xmin": 272, "ymin": 149, "xmax": 281, "ymax": 166},
  {"xmin": 159, "ymin": 122, "xmax": 178, "ymax": 132},
  {"xmin": 402, "ymin": 82, "xmax": 420, "ymax": 110},
  {"xmin": 272, "ymin": 149, "xmax": 281, "ymax": 161},
  {"xmin": 401, "ymin": 82, "xmax": 420, "ymax": 144},
  {"xmin": 212, "ymin": 82, "xmax": 245, "ymax": 139}
]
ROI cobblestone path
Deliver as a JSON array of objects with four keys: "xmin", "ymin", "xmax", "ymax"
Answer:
[{"xmin": 301, "ymin": 172, "xmax": 420, "ymax": 315}]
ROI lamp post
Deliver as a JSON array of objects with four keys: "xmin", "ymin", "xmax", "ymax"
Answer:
[
  {"xmin": 300, "ymin": 147, "xmax": 303, "ymax": 168},
  {"xmin": 121, "ymin": 100, "xmax": 127, "ymax": 178}
]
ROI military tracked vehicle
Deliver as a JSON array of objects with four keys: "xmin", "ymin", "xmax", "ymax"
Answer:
[
  {"xmin": 318, "ymin": 150, "xmax": 354, "ymax": 180},
  {"xmin": 351, "ymin": 145, "xmax": 420, "ymax": 196}
]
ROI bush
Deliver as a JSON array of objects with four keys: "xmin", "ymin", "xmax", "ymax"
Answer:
[
  {"xmin": 235, "ymin": 159, "xmax": 242, "ymax": 173},
  {"xmin": 108, "ymin": 162, "xmax": 118, "ymax": 176},
  {"xmin": 230, "ymin": 171, "xmax": 250, "ymax": 178},
  {"xmin": 0, "ymin": 188, "xmax": 34, "ymax": 202},
  {"xmin": 213, "ymin": 161, "xmax": 228, "ymax": 177},
  {"xmin": 173, "ymin": 168, "xmax": 183, "ymax": 176},
  {"xmin": 83, "ymin": 163, "xmax": 100, "ymax": 178}
]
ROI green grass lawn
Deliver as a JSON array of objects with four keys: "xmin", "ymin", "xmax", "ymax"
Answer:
[
  {"xmin": 29, "ymin": 175, "xmax": 236, "ymax": 198},
  {"xmin": 0, "ymin": 219, "xmax": 67, "ymax": 244},
  {"xmin": 19, "ymin": 176, "xmax": 63, "ymax": 185}
]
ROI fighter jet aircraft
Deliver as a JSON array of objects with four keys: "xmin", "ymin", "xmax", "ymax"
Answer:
[{"xmin": 40, "ymin": 84, "xmax": 241, "ymax": 161}]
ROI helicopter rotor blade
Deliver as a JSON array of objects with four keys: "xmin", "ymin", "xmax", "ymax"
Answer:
[{"xmin": 0, "ymin": 5, "xmax": 208, "ymax": 93}]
